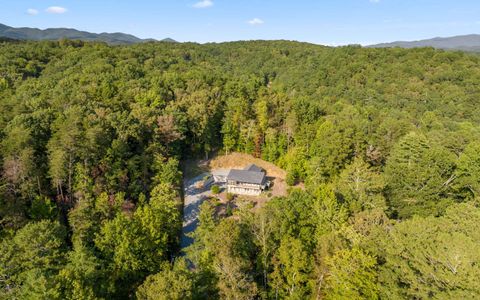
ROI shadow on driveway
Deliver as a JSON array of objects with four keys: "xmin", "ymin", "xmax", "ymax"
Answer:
[{"xmin": 180, "ymin": 173, "xmax": 212, "ymax": 252}]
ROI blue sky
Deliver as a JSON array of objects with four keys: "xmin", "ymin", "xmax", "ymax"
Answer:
[{"xmin": 1, "ymin": 0, "xmax": 480, "ymax": 45}]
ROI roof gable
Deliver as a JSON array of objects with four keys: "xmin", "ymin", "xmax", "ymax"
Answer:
[
  {"xmin": 244, "ymin": 164, "xmax": 264, "ymax": 173},
  {"xmin": 227, "ymin": 169, "xmax": 265, "ymax": 185}
]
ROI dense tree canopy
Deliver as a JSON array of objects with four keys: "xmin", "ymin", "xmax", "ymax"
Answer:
[{"xmin": 1, "ymin": 39, "xmax": 480, "ymax": 298}]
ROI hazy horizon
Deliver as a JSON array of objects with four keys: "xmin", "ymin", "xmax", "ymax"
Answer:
[{"xmin": 1, "ymin": 0, "xmax": 480, "ymax": 46}]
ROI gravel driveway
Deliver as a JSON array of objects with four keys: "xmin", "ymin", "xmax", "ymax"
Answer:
[{"xmin": 180, "ymin": 172, "xmax": 212, "ymax": 251}]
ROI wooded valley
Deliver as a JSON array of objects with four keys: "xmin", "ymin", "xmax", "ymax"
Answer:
[{"xmin": 1, "ymin": 39, "xmax": 480, "ymax": 299}]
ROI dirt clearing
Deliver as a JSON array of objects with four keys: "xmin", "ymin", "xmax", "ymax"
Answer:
[{"xmin": 208, "ymin": 152, "xmax": 287, "ymax": 180}]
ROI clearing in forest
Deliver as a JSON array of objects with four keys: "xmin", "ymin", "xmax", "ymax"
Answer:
[
  {"xmin": 209, "ymin": 152, "xmax": 288, "ymax": 199},
  {"xmin": 180, "ymin": 153, "xmax": 288, "ymax": 251},
  {"xmin": 184, "ymin": 152, "xmax": 288, "ymax": 200},
  {"xmin": 209, "ymin": 152, "xmax": 287, "ymax": 179}
]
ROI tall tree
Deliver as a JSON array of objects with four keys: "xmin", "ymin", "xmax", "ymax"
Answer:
[
  {"xmin": 211, "ymin": 219, "xmax": 258, "ymax": 300},
  {"xmin": 323, "ymin": 248, "xmax": 378, "ymax": 300},
  {"xmin": 336, "ymin": 156, "xmax": 386, "ymax": 213},
  {"xmin": 269, "ymin": 236, "xmax": 312, "ymax": 299},
  {"xmin": 136, "ymin": 259, "xmax": 194, "ymax": 300},
  {"xmin": 378, "ymin": 203, "xmax": 480, "ymax": 299},
  {"xmin": 312, "ymin": 184, "xmax": 348, "ymax": 240},
  {"xmin": 454, "ymin": 141, "xmax": 480, "ymax": 199},
  {"xmin": 384, "ymin": 132, "xmax": 456, "ymax": 218},
  {"xmin": 0, "ymin": 220, "xmax": 67, "ymax": 299},
  {"xmin": 47, "ymin": 106, "xmax": 84, "ymax": 202}
]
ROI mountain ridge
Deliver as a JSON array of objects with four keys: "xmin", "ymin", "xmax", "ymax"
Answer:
[
  {"xmin": 0, "ymin": 23, "xmax": 176, "ymax": 45},
  {"xmin": 2, "ymin": 23, "xmax": 478, "ymax": 51},
  {"xmin": 369, "ymin": 34, "xmax": 480, "ymax": 51}
]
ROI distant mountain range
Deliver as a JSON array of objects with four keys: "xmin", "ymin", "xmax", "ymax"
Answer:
[
  {"xmin": 369, "ymin": 34, "xmax": 480, "ymax": 52},
  {"xmin": 1, "ymin": 23, "xmax": 479, "ymax": 51},
  {"xmin": 0, "ymin": 23, "xmax": 176, "ymax": 45}
]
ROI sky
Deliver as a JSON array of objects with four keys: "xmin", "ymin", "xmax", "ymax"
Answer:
[{"xmin": 1, "ymin": 0, "xmax": 480, "ymax": 45}]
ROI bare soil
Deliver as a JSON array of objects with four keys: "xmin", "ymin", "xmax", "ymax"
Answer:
[
  {"xmin": 183, "ymin": 152, "xmax": 289, "ymax": 214},
  {"xmin": 208, "ymin": 152, "xmax": 287, "ymax": 179},
  {"xmin": 209, "ymin": 152, "xmax": 289, "ymax": 205}
]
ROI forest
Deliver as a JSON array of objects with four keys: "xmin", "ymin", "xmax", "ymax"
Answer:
[{"xmin": 0, "ymin": 39, "xmax": 480, "ymax": 299}]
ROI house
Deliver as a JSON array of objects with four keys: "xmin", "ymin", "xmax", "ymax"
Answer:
[
  {"xmin": 212, "ymin": 169, "xmax": 229, "ymax": 183},
  {"xmin": 226, "ymin": 164, "xmax": 268, "ymax": 196}
]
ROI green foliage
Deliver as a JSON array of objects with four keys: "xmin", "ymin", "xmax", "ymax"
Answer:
[
  {"xmin": 28, "ymin": 196, "xmax": 57, "ymax": 221},
  {"xmin": 58, "ymin": 245, "xmax": 105, "ymax": 300},
  {"xmin": 312, "ymin": 184, "xmax": 348, "ymax": 239},
  {"xmin": 0, "ymin": 77, "xmax": 8, "ymax": 91},
  {"xmin": 95, "ymin": 192, "xmax": 123, "ymax": 220},
  {"xmin": 2, "ymin": 39, "xmax": 480, "ymax": 299},
  {"xmin": 269, "ymin": 236, "xmax": 312, "ymax": 299},
  {"xmin": 336, "ymin": 157, "xmax": 386, "ymax": 213},
  {"xmin": 187, "ymin": 200, "xmax": 217, "ymax": 270},
  {"xmin": 266, "ymin": 190, "xmax": 317, "ymax": 250},
  {"xmin": 47, "ymin": 105, "xmax": 84, "ymax": 198},
  {"xmin": 308, "ymin": 119, "xmax": 356, "ymax": 182},
  {"xmin": 385, "ymin": 132, "xmax": 456, "ymax": 218},
  {"xmin": 68, "ymin": 196, "xmax": 100, "ymax": 247},
  {"xmin": 211, "ymin": 219, "xmax": 258, "ymax": 300},
  {"xmin": 377, "ymin": 203, "xmax": 480, "ymax": 299},
  {"xmin": 324, "ymin": 248, "xmax": 378, "ymax": 300},
  {"xmin": 152, "ymin": 155, "xmax": 182, "ymax": 188},
  {"xmin": 16, "ymin": 268, "xmax": 62, "ymax": 300},
  {"xmin": 0, "ymin": 220, "xmax": 67, "ymax": 298},
  {"xmin": 136, "ymin": 259, "xmax": 194, "ymax": 300},
  {"xmin": 455, "ymin": 141, "xmax": 480, "ymax": 199},
  {"xmin": 280, "ymin": 147, "xmax": 308, "ymax": 186},
  {"xmin": 211, "ymin": 185, "xmax": 220, "ymax": 194},
  {"xmin": 1, "ymin": 123, "xmax": 37, "ymax": 213},
  {"xmin": 95, "ymin": 192, "xmax": 179, "ymax": 275}
]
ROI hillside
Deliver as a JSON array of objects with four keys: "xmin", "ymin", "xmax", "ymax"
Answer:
[
  {"xmin": 0, "ymin": 23, "xmax": 176, "ymax": 45},
  {"xmin": 1, "ymin": 40, "xmax": 480, "ymax": 299},
  {"xmin": 369, "ymin": 34, "xmax": 480, "ymax": 51}
]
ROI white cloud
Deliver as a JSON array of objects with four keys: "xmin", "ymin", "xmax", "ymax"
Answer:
[
  {"xmin": 248, "ymin": 18, "xmax": 264, "ymax": 26},
  {"xmin": 193, "ymin": 0, "xmax": 213, "ymax": 8},
  {"xmin": 45, "ymin": 6, "xmax": 67, "ymax": 14},
  {"xmin": 27, "ymin": 8, "xmax": 39, "ymax": 15}
]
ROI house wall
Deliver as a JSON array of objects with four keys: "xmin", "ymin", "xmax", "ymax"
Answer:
[
  {"xmin": 213, "ymin": 175, "xmax": 227, "ymax": 183},
  {"xmin": 227, "ymin": 180, "xmax": 264, "ymax": 189},
  {"xmin": 227, "ymin": 184, "xmax": 262, "ymax": 196}
]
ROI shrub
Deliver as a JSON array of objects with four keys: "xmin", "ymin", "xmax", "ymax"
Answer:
[
  {"xmin": 225, "ymin": 204, "xmax": 233, "ymax": 217},
  {"xmin": 226, "ymin": 193, "xmax": 234, "ymax": 201},
  {"xmin": 211, "ymin": 185, "xmax": 220, "ymax": 194},
  {"xmin": 286, "ymin": 171, "xmax": 297, "ymax": 186}
]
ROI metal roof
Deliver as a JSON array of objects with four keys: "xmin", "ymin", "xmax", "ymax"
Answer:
[
  {"xmin": 244, "ymin": 164, "xmax": 264, "ymax": 172},
  {"xmin": 212, "ymin": 168, "xmax": 230, "ymax": 177},
  {"xmin": 227, "ymin": 169, "xmax": 266, "ymax": 185}
]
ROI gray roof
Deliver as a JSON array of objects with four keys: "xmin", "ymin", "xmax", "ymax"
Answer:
[
  {"xmin": 212, "ymin": 169, "xmax": 230, "ymax": 177},
  {"xmin": 244, "ymin": 164, "xmax": 264, "ymax": 172},
  {"xmin": 227, "ymin": 169, "xmax": 266, "ymax": 185}
]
